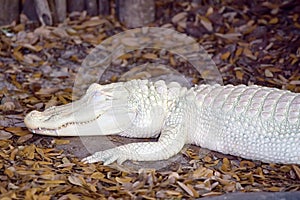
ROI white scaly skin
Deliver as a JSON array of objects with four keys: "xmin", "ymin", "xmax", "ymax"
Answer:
[{"xmin": 24, "ymin": 80, "xmax": 300, "ymax": 165}]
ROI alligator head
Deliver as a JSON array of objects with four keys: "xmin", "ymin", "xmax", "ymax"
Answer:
[
  {"xmin": 24, "ymin": 80, "xmax": 167, "ymax": 137},
  {"xmin": 24, "ymin": 82, "xmax": 139, "ymax": 136}
]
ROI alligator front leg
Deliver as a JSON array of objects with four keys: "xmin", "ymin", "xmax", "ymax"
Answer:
[
  {"xmin": 82, "ymin": 102, "xmax": 187, "ymax": 165},
  {"xmin": 82, "ymin": 126, "xmax": 187, "ymax": 165}
]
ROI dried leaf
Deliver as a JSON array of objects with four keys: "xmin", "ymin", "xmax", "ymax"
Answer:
[
  {"xmin": 142, "ymin": 53, "xmax": 158, "ymax": 60},
  {"xmin": 22, "ymin": 44, "xmax": 43, "ymax": 52},
  {"xmin": 223, "ymin": 182, "xmax": 236, "ymax": 192},
  {"xmin": 58, "ymin": 95, "xmax": 69, "ymax": 105},
  {"xmin": 289, "ymin": 80, "xmax": 300, "ymax": 85},
  {"xmin": 240, "ymin": 160, "xmax": 255, "ymax": 168},
  {"xmin": 66, "ymin": 194, "xmax": 81, "ymax": 200},
  {"xmin": 116, "ymin": 177, "xmax": 133, "ymax": 184},
  {"xmin": 35, "ymin": 88, "xmax": 60, "ymax": 95},
  {"xmin": 215, "ymin": 33, "xmax": 242, "ymax": 40},
  {"xmin": 266, "ymin": 186, "xmax": 282, "ymax": 192},
  {"xmin": 221, "ymin": 158, "xmax": 231, "ymax": 172},
  {"xmin": 16, "ymin": 170, "xmax": 35, "ymax": 175},
  {"xmin": 202, "ymin": 192, "xmax": 223, "ymax": 197},
  {"xmin": 177, "ymin": 181, "xmax": 194, "ymax": 197},
  {"xmin": 23, "ymin": 144, "xmax": 35, "ymax": 159},
  {"xmin": 280, "ymin": 165, "xmax": 291, "ymax": 173},
  {"xmin": 6, "ymin": 127, "xmax": 30, "ymax": 136},
  {"xmin": 53, "ymin": 139, "xmax": 70, "ymax": 145},
  {"xmin": 172, "ymin": 12, "xmax": 187, "ymax": 24},
  {"xmin": 235, "ymin": 70, "xmax": 244, "ymax": 81},
  {"xmin": 57, "ymin": 163, "xmax": 76, "ymax": 168},
  {"xmin": 235, "ymin": 47, "xmax": 243, "ymax": 57},
  {"xmin": 200, "ymin": 16, "xmax": 213, "ymax": 32},
  {"xmin": 42, "ymin": 180, "xmax": 66, "ymax": 184},
  {"xmin": 292, "ymin": 165, "xmax": 300, "ymax": 179},
  {"xmin": 10, "ymin": 75, "xmax": 22, "ymax": 89},
  {"xmin": 206, "ymin": 7, "xmax": 214, "ymax": 16},
  {"xmin": 44, "ymin": 96, "xmax": 58, "ymax": 109},
  {"xmin": 74, "ymin": 19, "xmax": 107, "ymax": 29},
  {"xmin": 243, "ymin": 48, "xmax": 257, "ymax": 60},
  {"xmin": 269, "ymin": 18, "xmax": 279, "ymax": 24},
  {"xmin": 13, "ymin": 48, "xmax": 24, "ymax": 61},
  {"xmin": 68, "ymin": 176, "xmax": 83, "ymax": 186},
  {"xmin": 165, "ymin": 190, "xmax": 181, "ymax": 196},
  {"xmin": 264, "ymin": 69, "xmax": 273, "ymax": 78},
  {"xmin": 17, "ymin": 134, "xmax": 33, "ymax": 144},
  {"xmin": 221, "ymin": 52, "xmax": 231, "ymax": 60},
  {"xmin": 4, "ymin": 168, "xmax": 14, "ymax": 178},
  {"xmin": 91, "ymin": 172, "xmax": 105, "ymax": 180},
  {"xmin": 193, "ymin": 167, "xmax": 214, "ymax": 179},
  {"xmin": 0, "ymin": 130, "xmax": 12, "ymax": 140},
  {"xmin": 0, "ymin": 102, "xmax": 15, "ymax": 111}
]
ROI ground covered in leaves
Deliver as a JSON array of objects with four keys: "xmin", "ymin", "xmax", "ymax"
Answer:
[{"xmin": 1, "ymin": 0, "xmax": 300, "ymax": 199}]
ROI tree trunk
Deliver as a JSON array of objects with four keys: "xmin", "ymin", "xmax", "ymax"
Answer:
[
  {"xmin": 48, "ymin": 0, "xmax": 57, "ymax": 24},
  {"xmin": 54, "ymin": 0, "xmax": 67, "ymax": 22},
  {"xmin": 67, "ymin": 0, "xmax": 85, "ymax": 12},
  {"xmin": 0, "ymin": 0, "xmax": 20, "ymax": 26},
  {"xmin": 116, "ymin": 0, "xmax": 155, "ymax": 28},
  {"xmin": 98, "ymin": 0, "xmax": 110, "ymax": 15},
  {"xmin": 86, "ymin": 0, "xmax": 98, "ymax": 16},
  {"xmin": 23, "ymin": 0, "xmax": 38, "ymax": 23},
  {"xmin": 34, "ymin": 0, "xmax": 53, "ymax": 25}
]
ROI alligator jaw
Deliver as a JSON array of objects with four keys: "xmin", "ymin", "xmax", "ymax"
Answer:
[
  {"xmin": 26, "ymin": 119, "xmax": 103, "ymax": 136},
  {"xmin": 29, "ymin": 127, "xmax": 59, "ymax": 136},
  {"xmin": 24, "ymin": 82, "xmax": 134, "ymax": 136},
  {"xmin": 24, "ymin": 105, "xmax": 105, "ymax": 136}
]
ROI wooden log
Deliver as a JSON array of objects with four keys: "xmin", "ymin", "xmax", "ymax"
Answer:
[
  {"xmin": 86, "ymin": 0, "xmax": 98, "ymax": 16},
  {"xmin": 0, "ymin": 0, "xmax": 20, "ymax": 26},
  {"xmin": 33, "ymin": 0, "xmax": 53, "ymax": 25},
  {"xmin": 116, "ymin": 0, "xmax": 155, "ymax": 28},
  {"xmin": 98, "ymin": 0, "xmax": 110, "ymax": 15}
]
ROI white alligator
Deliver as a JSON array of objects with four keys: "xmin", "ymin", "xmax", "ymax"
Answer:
[{"xmin": 24, "ymin": 80, "xmax": 300, "ymax": 165}]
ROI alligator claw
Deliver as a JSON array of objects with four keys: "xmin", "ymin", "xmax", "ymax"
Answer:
[{"xmin": 81, "ymin": 147, "xmax": 126, "ymax": 165}]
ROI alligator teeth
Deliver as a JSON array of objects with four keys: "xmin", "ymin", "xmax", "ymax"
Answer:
[{"xmin": 35, "ymin": 114, "xmax": 103, "ymax": 131}]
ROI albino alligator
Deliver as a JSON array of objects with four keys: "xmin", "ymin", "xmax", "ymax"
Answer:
[{"xmin": 24, "ymin": 79, "xmax": 300, "ymax": 165}]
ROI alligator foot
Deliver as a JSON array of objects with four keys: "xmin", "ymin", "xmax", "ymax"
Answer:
[{"xmin": 82, "ymin": 147, "xmax": 126, "ymax": 165}]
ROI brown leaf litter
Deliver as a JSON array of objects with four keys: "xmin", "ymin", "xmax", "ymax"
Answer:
[{"xmin": 0, "ymin": 0, "xmax": 300, "ymax": 198}]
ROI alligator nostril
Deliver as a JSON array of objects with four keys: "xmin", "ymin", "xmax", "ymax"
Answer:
[
  {"xmin": 24, "ymin": 110, "xmax": 42, "ymax": 126},
  {"xmin": 30, "ymin": 110, "xmax": 42, "ymax": 116}
]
